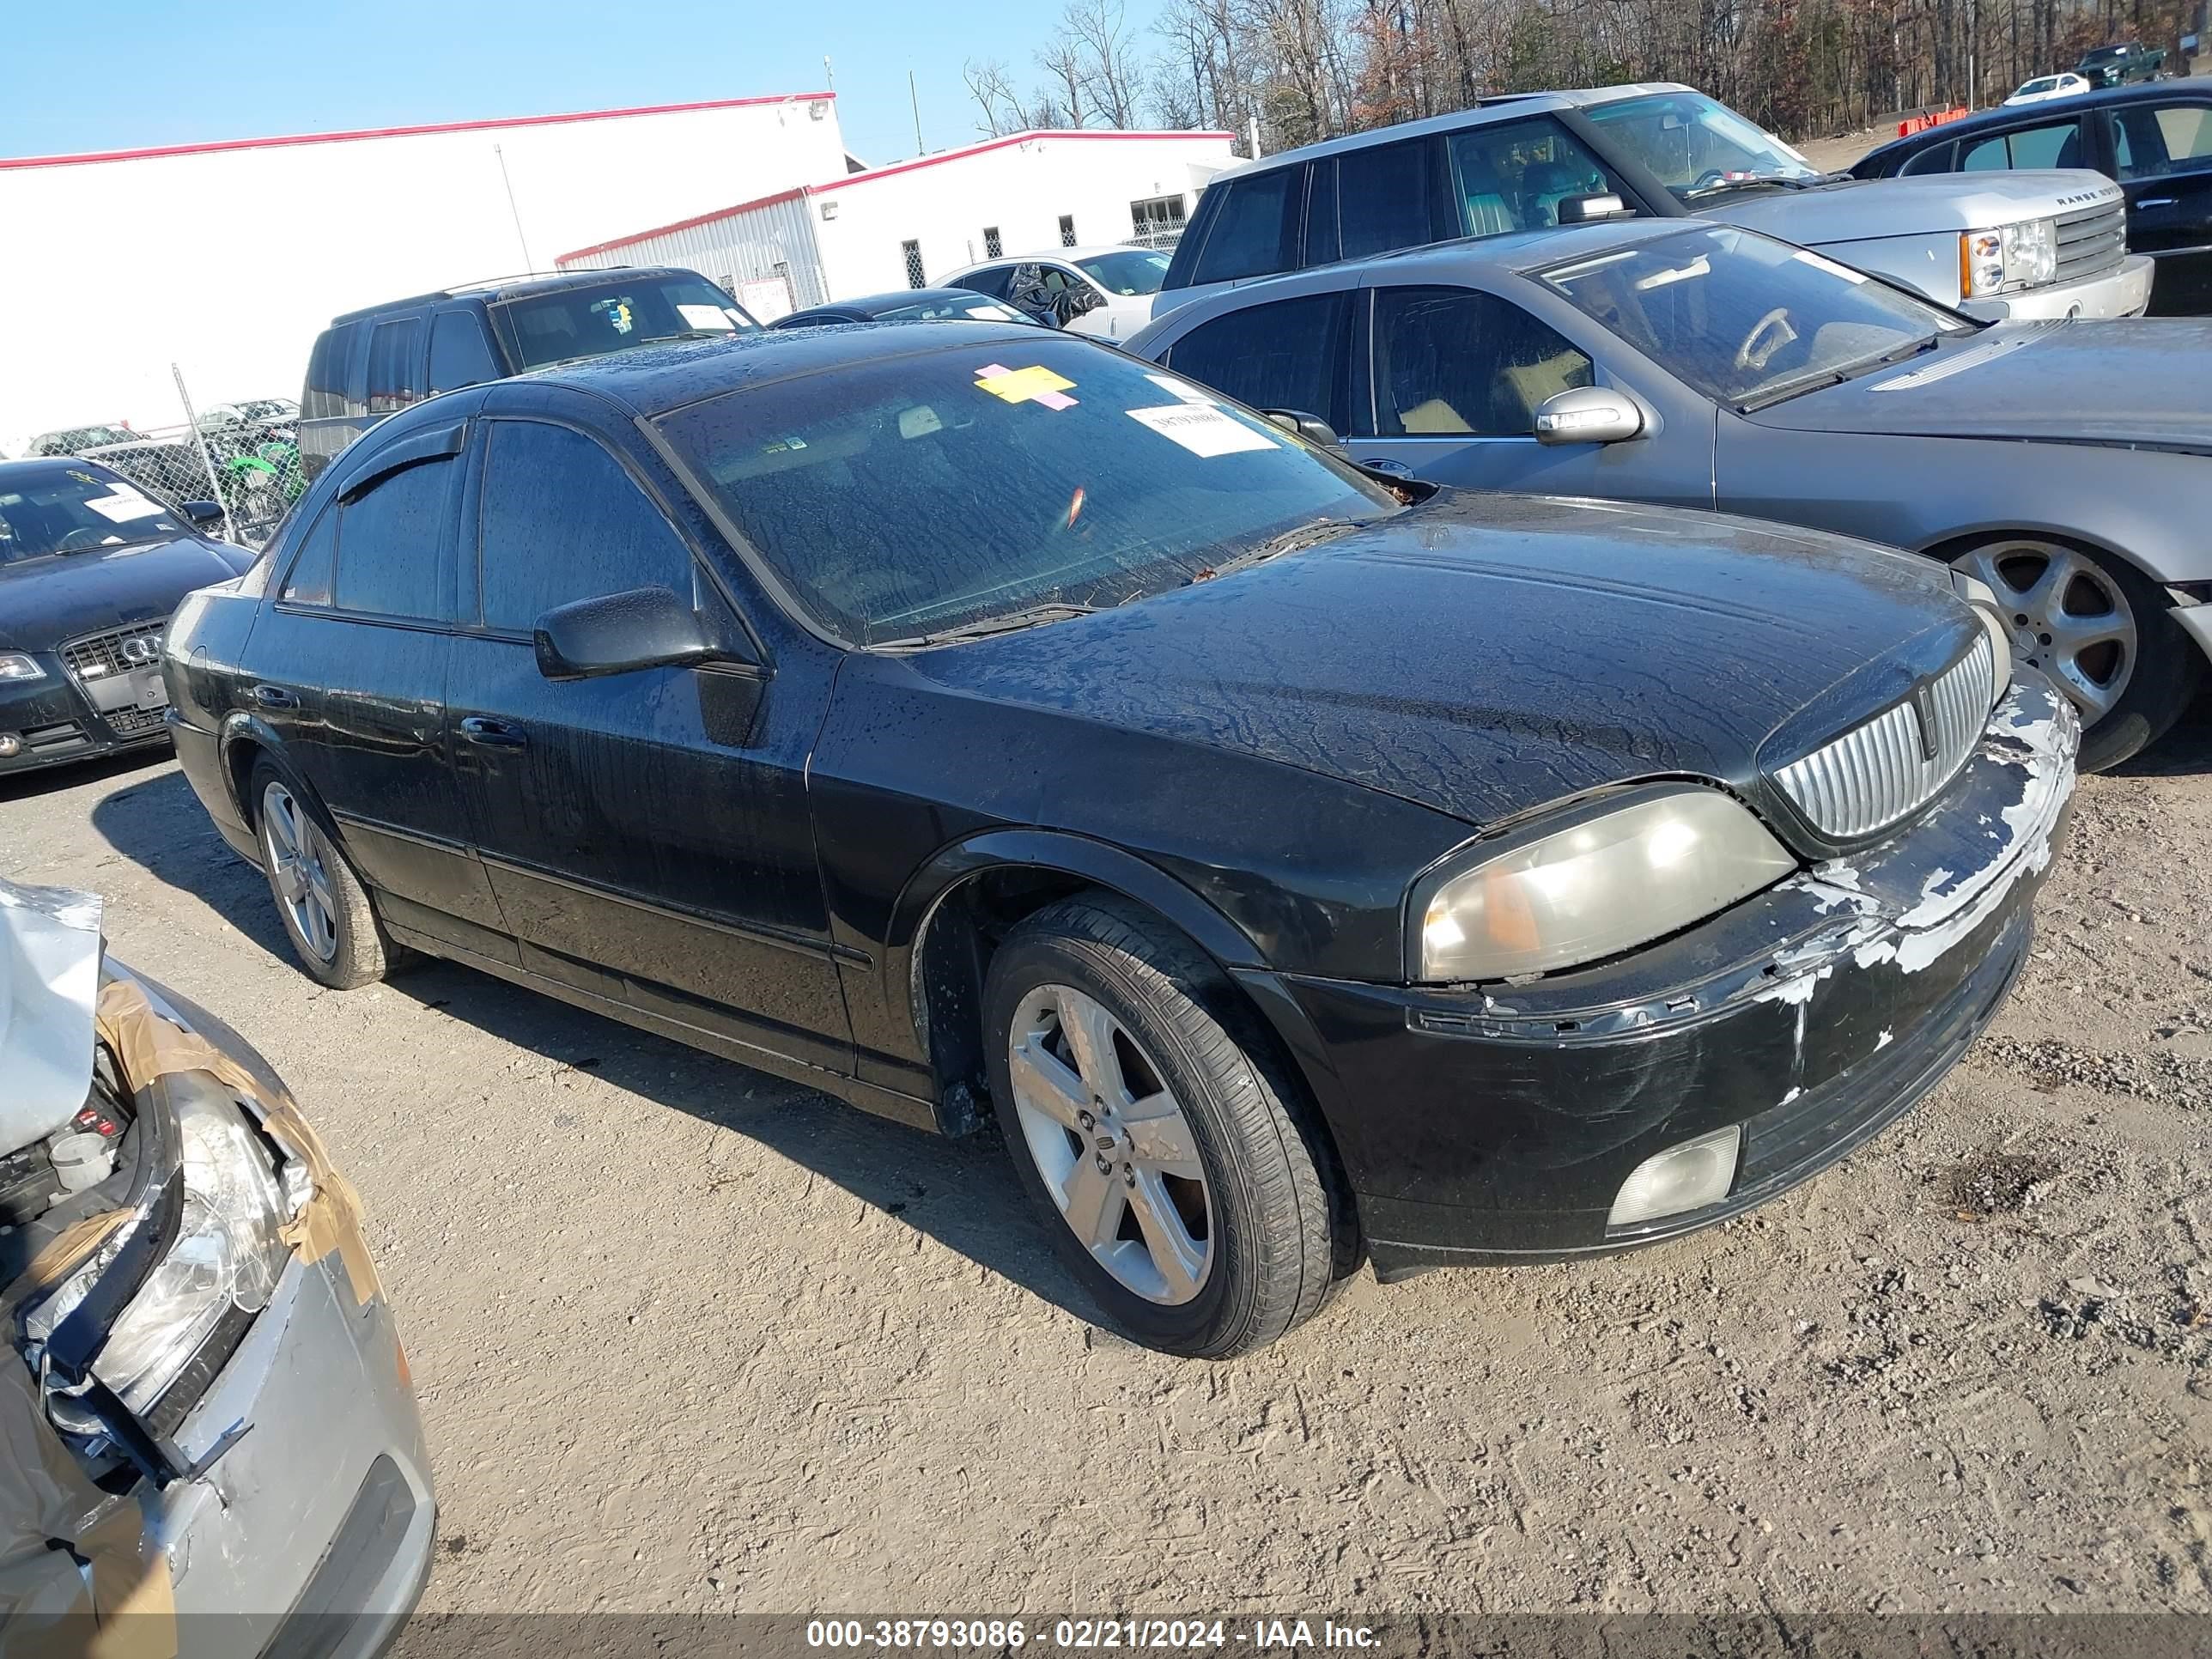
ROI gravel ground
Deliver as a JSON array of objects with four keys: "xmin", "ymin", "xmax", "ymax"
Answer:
[{"xmin": 3, "ymin": 699, "xmax": 2209, "ymax": 1618}]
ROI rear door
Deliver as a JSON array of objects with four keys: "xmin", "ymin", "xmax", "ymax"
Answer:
[
  {"xmin": 444, "ymin": 388, "xmax": 852, "ymax": 1072},
  {"xmin": 2104, "ymin": 96, "xmax": 2212, "ymax": 314}
]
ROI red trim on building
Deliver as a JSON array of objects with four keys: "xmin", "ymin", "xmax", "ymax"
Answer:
[
  {"xmin": 555, "ymin": 128, "xmax": 1237, "ymax": 264},
  {"xmin": 0, "ymin": 91, "xmax": 837, "ymax": 173}
]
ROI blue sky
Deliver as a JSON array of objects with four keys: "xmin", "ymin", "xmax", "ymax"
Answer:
[{"xmin": 2, "ymin": 0, "xmax": 1167, "ymax": 167}]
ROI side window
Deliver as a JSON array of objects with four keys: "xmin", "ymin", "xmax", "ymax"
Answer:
[
  {"xmin": 1447, "ymin": 118, "xmax": 1626, "ymax": 234},
  {"xmin": 331, "ymin": 455, "xmax": 455, "ymax": 621},
  {"xmin": 1166, "ymin": 293, "xmax": 1352, "ymax": 433},
  {"xmin": 957, "ymin": 265, "xmax": 1015, "ymax": 299},
  {"xmin": 428, "ymin": 311, "xmax": 502, "ymax": 395},
  {"xmin": 366, "ymin": 319, "xmax": 425, "ymax": 415},
  {"xmin": 1963, "ymin": 119, "xmax": 2081, "ymax": 170},
  {"xmin": 303, "ymin": 323, "xmax": 360, "ymax": 420},
  {"xmin": 2114, "ymin": 104, "xmax": 2212, "ymax": 179},
  {"xmin": 1371, "ymin": 287, "xmax": 1594, "ymax": 439},
  {"xmin": 1303, "ymin": 160, "xmax": 1340, "ymax": 267},
  {"xmin": 279, "ymin": 506, "xmax": 337, "ymax": 605},
  {"xmin": 1190, "ymin": 170, "xmax": 1297, "ymax": 285},
  {"xmin": 1338, "ymin": 141, "xmax": 1433, "ymax": 260},
  {"xmin": 1899, "ymin": 142, "xmax": 1958, "ymax": 176},
  {"xmin": 475, "ymin": 422, "xmax": 696, "ymax": 635}
]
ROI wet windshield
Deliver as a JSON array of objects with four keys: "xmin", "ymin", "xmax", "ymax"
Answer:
[
  {"xmin": 0, "ymin": 467, "xmax": 185, "ymax": 565},
  {"xmin": 498, "ymin": 276, "xmax": 761, "ymax": 369},
  {"xmin": 655, "ymin": 338, "xmax": 1398, "ymax": 645},
  {"xmin": 1583, "ymin": 91, "xmax": 1824, "ymax": 199},
  {"xmin": 1540, "ymin": 225, "xmax": 1972, "ymax": 409},
  {"xmin": 1073, "ymin": 249, "xmax": 1172, "ymax": 296}
]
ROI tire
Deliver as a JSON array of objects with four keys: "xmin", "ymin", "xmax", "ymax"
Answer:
[
  {"xmin": 248, "ymin": 759, "xmax": 399, "ymax": 989},
  {"xmin": 982, "ymin": 893, "xmax": 1344, "ymax": 1358},
  {"xmin": 1950, "ymin": 538, "xmax": 2203, "ymax": 773}
]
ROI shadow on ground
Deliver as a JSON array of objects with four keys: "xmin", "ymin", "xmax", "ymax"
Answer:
[{"xmin": 87, "ymin": 765, "xmax": 1106, "ymax": 1334}]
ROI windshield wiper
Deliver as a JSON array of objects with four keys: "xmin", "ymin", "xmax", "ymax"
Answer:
[
  {"xmin": 1193, "ymin": 518, "xmax": 1364, "ymax": 582},
  {"xmin": 1737, "ymin": 335, "xmax": 1943, "ymax": 412},
  {"xmin": 1681, "ymin": 172, "xmax": 1822, "ymax": 201},
  {"xmin": 894, "ymin": 601, "xmax": 1098, "ymax": 647}
]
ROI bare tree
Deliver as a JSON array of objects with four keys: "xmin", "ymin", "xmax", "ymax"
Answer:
[
  {"xmin": 962, "ymin": 58, "xmax": 1028, "ymax": 136},
  {"xmin": 1065, "ymin": 0, "xmax": 1148, "ymax": 125},
  {"xmin": 1037, "ymin": 33, "xmax": 1092, "ymax": 125}
]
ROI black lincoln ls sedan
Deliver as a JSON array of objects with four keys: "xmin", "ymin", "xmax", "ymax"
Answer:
[
  {"xmin": 0, "ymin": 459, "xmax": 251, "ymax": 776},
  {"xmin": 162, "ymin": 325, "xmax": 2075, "ymax": 1357}
]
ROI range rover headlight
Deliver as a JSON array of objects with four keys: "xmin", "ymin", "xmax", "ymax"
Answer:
[
  {"xmin": 1961, "ymin": 218, "xmax": 2057, "ymax": 296},
  {"xmin": 1413, "ymin": 784, "xmax": 1798, "ymax": 982}
]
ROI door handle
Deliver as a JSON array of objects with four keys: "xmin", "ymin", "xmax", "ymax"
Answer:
[
  {"xmin": 250, "ymin": 684, "xmax": 299, "ymax": 710},
  {"xmin": 2137, "ymin": 197, "xmax": 2177, "ymax": 209},
  {"xmin": 1358, "ymin": 458, "xmax": 1414, "ymax": 477},
  {"xmin": 459, "ymin": 716, "xmax": 527, "ymax": 750}
]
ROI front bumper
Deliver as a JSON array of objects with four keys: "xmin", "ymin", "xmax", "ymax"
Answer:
[
  {"xmin": 1960, "ymin": 252, "xmax": 2154, "ymax": 320},
  {"xmin": 2175, "ymin": 597, "xmax": 2212, "ymax": 667},
  {"xmin": 0, "ymin": 658, "xmax": 172, "ymax": 776},
  {"xmin": 1249, "ymin": 678, "xmax": 2078, "ymax": 1280}
]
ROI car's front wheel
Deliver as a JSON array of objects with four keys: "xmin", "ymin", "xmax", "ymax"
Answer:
[
  {"xmin": 1951, "ymin": 538, "xmax": 2203, "ymax": 772},
  {"xmin": 983, "ymin": 894, "xmax": 1343, "ymax": 1358},
  {"xmin": 251, "ymin": 760, "xmax": 398, "ymax": 989}
]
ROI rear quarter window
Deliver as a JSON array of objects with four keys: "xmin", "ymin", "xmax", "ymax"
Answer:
[
  {"xmin": 303, "ymin": 322, "xmax": 362, "ymax": 420},
  {"xmin": 1190, "ymin": 170, "xmax": 1299, "ymax": 285}
]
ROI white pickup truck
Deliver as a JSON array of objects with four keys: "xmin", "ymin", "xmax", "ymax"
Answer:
[{"xmin": 1152, "ymin": 82, "xmax": 2152, "ymax": 323}]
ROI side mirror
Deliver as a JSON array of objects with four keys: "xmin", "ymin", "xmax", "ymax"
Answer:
[
  {"xmin": 1557, "ymin": 193, "xmax": 1632, "ymax": 224},
  {"xmin": 1534, "ymin": 386, "xmax": 1645, "ymax": 447},
  {"xmin": 1262, "ymin": 409, "xmax": 1343, "ymax": 450},
  {"xmin": 180, "ymin": 499, "xmax": 226, "ymax": 532},
  {"xmin": 534, "ymin": 586, "xmax": 741, "ymax": 681}
]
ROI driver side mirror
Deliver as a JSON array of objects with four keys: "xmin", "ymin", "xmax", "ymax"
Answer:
[
  {"xmin": 534, "ymin": 586, "xmax": 750, "ymax": 681},
  {"xmin": 180, "ymin": 499, "xmax": 226, "ymax": 532},
  {"xmin": 1261, "ymin": 409, "xmax": 1344, "ymax": 450},
  {"xmin": 1534, "ymin": 386, "xmax": 1644, "ymax": 447}
]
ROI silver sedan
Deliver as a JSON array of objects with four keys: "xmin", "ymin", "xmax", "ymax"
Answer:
[{"xmin": 1126, "ymin": 218, "xmax": 2212, "ymax": 770}]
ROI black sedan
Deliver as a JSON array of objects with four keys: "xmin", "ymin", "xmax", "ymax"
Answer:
[
  {"xmin": 162, "ymin": 325, "xmax": 2075, "ymax": 1357},
  {"xmin": 771, "ymin": 289, "xmax": 1041, "ymax": 329},
  {"xmin": 1853, "ymin": 82, "xmax": 2212, "ymax": 314},
  {"xmin": 0, "ymin": 459, "xmax": 251, "ymax": 775}
]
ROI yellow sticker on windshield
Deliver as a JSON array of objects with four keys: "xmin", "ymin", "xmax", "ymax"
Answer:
[{"xmin": 975, "ymin": 362, "xmax": 1077, "ymax": 410}]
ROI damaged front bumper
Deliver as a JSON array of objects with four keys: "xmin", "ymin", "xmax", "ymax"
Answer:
[
  {"xmin": 2, "ymin": 963, "xmax": 434, "ymax": 1657},
  {"xmin": 1255, "ymin": 676, "xmax": 2079, "ymax": 1280}
]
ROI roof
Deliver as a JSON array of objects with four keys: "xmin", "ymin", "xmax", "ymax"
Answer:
[
  {"xmin": 0, "ymin": 91, "xmax": 836, "ymax": 173},
  {"xmin": 507, "ymin": 319, "xmax": 1049, "ymax": 416},
  {"xmin": 327, "ymin": 265, "xmax": 698, "ymax": 326},
  {"xmin": 558, "ymin": 127, "xmax": 1235, "ymax": 264},
  {"xmin": 1858, "ymin": 77, "xmax": 2211, "ymax": 163}
]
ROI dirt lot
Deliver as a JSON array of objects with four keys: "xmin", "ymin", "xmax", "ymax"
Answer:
[{"xmin": 3, "ymin": 702, "xmax": 2209, "ymax": 1618}]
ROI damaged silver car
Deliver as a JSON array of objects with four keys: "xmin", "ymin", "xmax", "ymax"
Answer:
[{"xmin": 0, "ymin": 878, "xmax": 433, "ymax": 1655}]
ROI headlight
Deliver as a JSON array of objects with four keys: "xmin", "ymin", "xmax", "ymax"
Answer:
[
  {"xmin": 1949, "ymin": 570, "xmax": 2016, "ymax": 701},
  {"xmin": 1413, "ymin": 784, "xmax": 1799, "ymax": 982},
  {"xmin": 0, "ymin": 653, "xmax": 46, "ymax": 683},
  {"xmin": 1960, "ymin": 218, "xmax": 2057, "ymax": 297}
]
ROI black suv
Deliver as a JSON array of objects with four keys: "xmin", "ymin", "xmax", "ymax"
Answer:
[{"xmin": 298, "ymin": 268, "xmax": 759, "ymax": 480}]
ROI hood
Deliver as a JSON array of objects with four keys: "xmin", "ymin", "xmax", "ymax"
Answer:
[
  {"xmin": 0, "ymin": 880, "xmax": 100, "ymax": 1155},
  {"xmin": 0, "ymin": 535, "xmax": 246, "ymax": 652},
  {"xmin": 1747, "ymin": 317, "xmax": 2212, "ymax": 449},
  {"xmin": 1703, "ymin": 169, "xmax": 2122, "ymax": 243},
  {"xmin": 912, "ymin": 493, "xmax": 1974, "ymax": 830}
]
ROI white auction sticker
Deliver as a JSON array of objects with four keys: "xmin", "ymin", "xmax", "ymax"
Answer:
[
  {"xmin": 82, "ymin": 489, "xmax": 166, "ymax": 523},
  {"xmin": 677, "ymin": 303, "xmax": 740, "ymax": 331},
  {"xmin": 1126, "ymin": 403, "xmax": 1277, "ymax": 457}
]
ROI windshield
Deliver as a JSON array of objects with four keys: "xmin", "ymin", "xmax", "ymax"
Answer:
[
  {"xmin": 2080, "ymin": 46, "xmax": 2128, "ymax": 63},
  {"xmin": 1540, "ymin": 225, "xmax": 1973, "ymax": 409},
  {"xmin": 1073, "ymin": 249, "xmax": 1172, "ymax": 296},
  {"xmin": 0, "ymin": 468, "xmax": 185, "ymax": 565},
  {"xmin": 497, "ymin": 275, "xmax": 761, "ymax": 370},
  {"xmin": 1583, "ymin": 92, "xmax": 1823, "ymax": 199},
  {"xmin": 655, "ymin": 338, "xmax": 1398, "ymax": 645}
]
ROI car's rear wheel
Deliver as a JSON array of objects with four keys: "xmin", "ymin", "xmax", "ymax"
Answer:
[
  {"xmin": 1950, "ymin": 538, "xmax": 2201, "ymax": 772},
  {"xmin": 251, "ymin": 761, "xmax": 396, "ymax": 989},
  {"xmin": 983, "ymin": 894, "xmax": 1340, "ymax": 1358}
]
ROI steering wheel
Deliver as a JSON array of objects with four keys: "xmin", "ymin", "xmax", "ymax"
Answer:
[
  {"xmin": 56, "ymin": 527, "xmax": 108, "ymax": 552},
  {"xmin": 1690, "ymin": 167, "xmax": 1732, "ymax": 191},
  {"xmin": 1735, "ymin": 307, "xmax": 1800, "ymax": 374}
]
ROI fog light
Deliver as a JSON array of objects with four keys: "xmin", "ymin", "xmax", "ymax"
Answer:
[
  {"xmin": 1608, "ymin": 1124, "xmax": 1742, "ymax": 1226},
  {"xmin": 0, "ymin": 733, "xmax": 21, "ymax": 759}
]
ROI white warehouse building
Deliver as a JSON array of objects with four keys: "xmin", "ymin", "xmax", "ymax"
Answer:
[
  {"xmin": 0, "ymin": 92, "xmax": 849, "ymax": 450},
  {"xmin": 557, "ymin": 128, "xmax": 1237, "ymax": 318}
]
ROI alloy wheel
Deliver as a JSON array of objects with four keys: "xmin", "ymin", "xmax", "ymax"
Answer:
[
  {"xmin": 260, "ymin": 781, "xmax": 339, "ymax": 963},
  {"xmin": 1006, "ymin": 984, "xmax": 1213, "ymax": 1305},
  {"xmin": 1952, "ymin": 539, "xmax": 2136, "ymax": 721}
]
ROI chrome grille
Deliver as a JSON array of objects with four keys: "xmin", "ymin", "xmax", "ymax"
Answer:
[
  {"xmin": 61, "ymin": 620, "xmax": 167, "ymax": 684},
  {"xmin": 2053, "ymin": 199, "xmax": 2126, "ymax": 284},
  {"xmin": 1771, "ymin": 635, "xmax": 1995, "ymax": 841}
]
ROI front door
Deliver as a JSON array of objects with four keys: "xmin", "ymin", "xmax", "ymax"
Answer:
[
  {"xmin": 1349, "ymin": 283, "xmax": 1716, "ymax": 508},
  {"xmin": 444, "ymin": 403, "xmax": 852, "ymax": 1074},
  {"xmin": 2105, "ymin": 100, "xmax": 2212, "ymax": 315}
]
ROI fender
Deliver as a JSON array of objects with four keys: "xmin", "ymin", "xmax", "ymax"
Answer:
[{"xmin": 214, "ymin": 711, "xmax": 348, "ymax": 866}]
